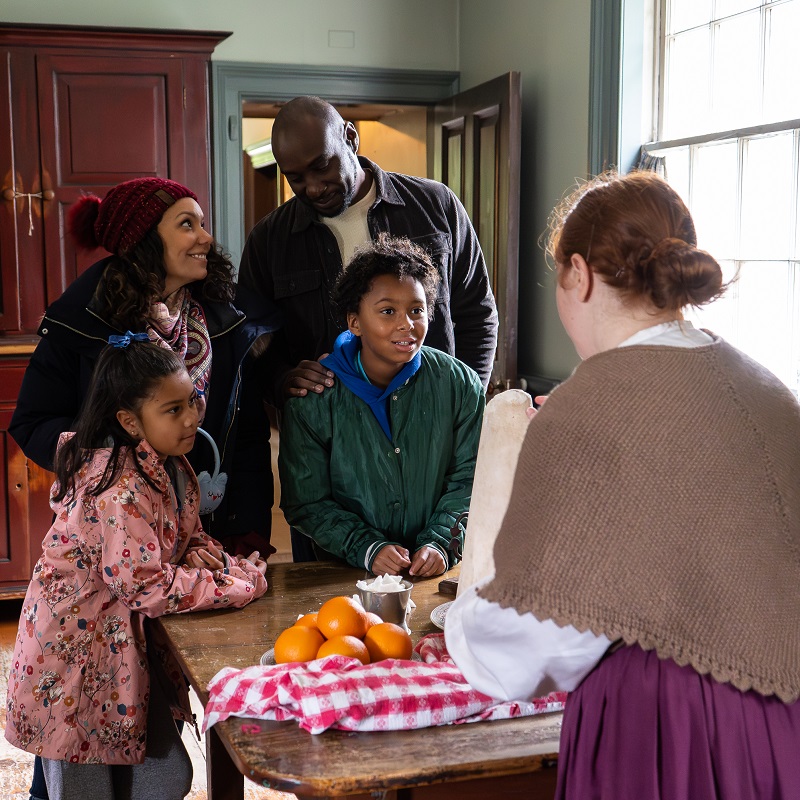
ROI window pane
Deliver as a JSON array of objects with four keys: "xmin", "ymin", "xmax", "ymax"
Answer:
[
  {"xmin": 687, "ymin": 260, "xmax": 800, "ymax": 397},
  {"xmin": 764, "ymin": 1, "xmax": 800, "ymax": 124},
  {"xmin": 664, "ymin": 147, "xmax": 690, "ymax": 206},
  {"xmin": 668, "ymin": 0, "xmax": 712, "ymax": 34},
  {"xmin": 715, "ymin": 0, "xmax": 763, "ymax": 19},
  {"xmin": 740, "ymin": 132, "xmax": 794, "ymax": 260},
  {"xmin": 796, "ymin": 133, "xmax": 800, "ymax": 259},
  {"xmin": 733, "ymin": 260, "xmax": 798, "ymax": 393},
  {"xmin": 478, "ymin": 119, "xmax": 497, "ymax": 287},
  {"xmin": 691, "ymin": 142, "xmax": 738, "ymax": 259},
  {"xmin": 712, "ymin": 11, "xmax": 761, "ymax": 130},
  {"xmin": 664, "ymin": 28, "xmax": 712, "ymax": 138},
  {"xmin": 686, "ymin": 259, "xmax": 738, "ymax": 336},
  {"xmin": 445, "ymin": 133, "xmax": 463, "ymax": 202}
]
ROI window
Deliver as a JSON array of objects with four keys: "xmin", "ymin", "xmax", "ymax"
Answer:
[{"xmin": 644, "ymin": 0, "xmax": 800, "ymax": 395}]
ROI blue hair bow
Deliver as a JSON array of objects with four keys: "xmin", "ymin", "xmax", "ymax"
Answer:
[{"xmin": 108, "ymin": 331, "xmax": 150, "ymax": 348}]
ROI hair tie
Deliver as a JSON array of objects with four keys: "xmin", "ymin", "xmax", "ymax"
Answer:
[{"xmin": 108, "ymin": 331, "xmax": 150, "ymax": 348}]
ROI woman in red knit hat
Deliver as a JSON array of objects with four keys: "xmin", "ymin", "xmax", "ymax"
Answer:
[{"xmin": 10, "ymin": 177, "xmax": 281, "ymax": 799}]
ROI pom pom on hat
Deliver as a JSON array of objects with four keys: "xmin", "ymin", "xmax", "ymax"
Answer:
[
  {"xmin": 68, "ymin": 177, "xmax": 198, "ymax": 256},
  {"xmin": 68, "ymin": 195, "xmax": 103, "ymax": 251}
]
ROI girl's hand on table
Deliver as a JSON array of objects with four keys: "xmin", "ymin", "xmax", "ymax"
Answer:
[
  {"xmin": 372, "ymin": 544, "xmax": 411, "ymax": 576},
  {"xmin": 184, "ymin": 540, "xmax": 225, "ymax": 570},
  {"xmin": 409, "ymin": 546, "xmax": 446, "ymax": 578},
  {"xmin": 243, "ymin": 550, "xmax": 268, "ymax": 576}
]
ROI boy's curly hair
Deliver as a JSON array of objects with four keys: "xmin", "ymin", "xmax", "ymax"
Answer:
[{"xmin": 331, "ymin": 233, "xmax": 440, "ymax": 324}]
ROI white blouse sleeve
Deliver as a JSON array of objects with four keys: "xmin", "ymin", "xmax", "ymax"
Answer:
[{"xmin": 444, "ymin": 577, "xmax": 612, "ymax": 701}]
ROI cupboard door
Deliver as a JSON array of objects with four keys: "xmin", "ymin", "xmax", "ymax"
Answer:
[
  {"xmin": 36, "ymin": 52, "xmax": 193, "ymax": 305},
  {"xmin": 0, "ymin": 359, "xmax": 52, "ymax": 591},
  {"xmin": 0, "ymin": 47, "xmax": 46, "ymax": 334}
]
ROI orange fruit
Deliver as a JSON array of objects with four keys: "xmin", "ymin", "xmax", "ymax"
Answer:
[
  {"xmin": 365, "ymin": 611, "xmax": 383, "ymax": 628},
  {"xmin": 274, "ymin": 625, "xmax": 325, "ymax": 664},
  {"xmin": 316, "ymin": 634, "xmax": 371, "ymax": 665},
  {"xmin": 294, "ymin": 612, "xmax": 319, "ymax": 629},
  {"xmin": 363, "ymin": 622, "xmax": 413, "ymax": 662},
  {"xmin": 316, "ymin": 596, "xmax": 370, "ymax": 640}
]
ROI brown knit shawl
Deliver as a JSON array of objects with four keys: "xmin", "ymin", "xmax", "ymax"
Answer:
[{"xmin": 480, "ymin": 338, "xmax": 800, "ymax": 702}]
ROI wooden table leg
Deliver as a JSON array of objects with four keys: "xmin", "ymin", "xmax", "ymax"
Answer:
[{"xmin": 206, "ymin": 724, "xmax": 245, "ymax": 800}]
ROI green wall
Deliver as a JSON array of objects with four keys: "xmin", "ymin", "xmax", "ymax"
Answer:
[
  {"xmin": 459, "ymin": 0, "xmax": 589, "ymax": 382},
  {"xmin": 0, "ymin": 0, "xmax": 459, "ymax": 69},
  {"xmin": 2, "ymin": 0, "xmax": 591, "ymax": 381}
]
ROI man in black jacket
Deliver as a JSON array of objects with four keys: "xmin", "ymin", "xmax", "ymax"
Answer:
[{"xmin": 237, "ymin": 95, "xmax": 498, "ymax": 403}]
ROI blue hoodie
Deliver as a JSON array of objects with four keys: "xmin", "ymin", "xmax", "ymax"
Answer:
[{"xmin": 320, "ymin": 330, "xmax": 421, "ymax": 441}]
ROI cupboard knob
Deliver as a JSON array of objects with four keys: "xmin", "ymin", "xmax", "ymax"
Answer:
[
  {"xmin": 2, "ymin": 188, "xmax": 14, "ymax": 201},
  {"xmin": 42, "ymin": 189, "xmax": 55, "ymax": 201}
]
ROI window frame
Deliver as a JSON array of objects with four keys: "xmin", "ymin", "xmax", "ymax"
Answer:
[{"xmin": 591, "ymin": 0, "xmax": 800, "ymax": 396}]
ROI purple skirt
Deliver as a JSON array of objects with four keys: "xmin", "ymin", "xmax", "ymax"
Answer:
[{"xmin": 556, "ymin": 644, "xmax": 800, "ymax": 800}]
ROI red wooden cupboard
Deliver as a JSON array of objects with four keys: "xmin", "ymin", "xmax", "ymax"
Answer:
[{"xmin": 0, "ymin": 23, "xmax": 229, "ymax": 595}]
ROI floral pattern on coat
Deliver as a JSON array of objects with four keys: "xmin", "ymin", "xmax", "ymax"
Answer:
[{"xmin": 5, "ymin": 438, "xmax": 267, "ymax": 764}]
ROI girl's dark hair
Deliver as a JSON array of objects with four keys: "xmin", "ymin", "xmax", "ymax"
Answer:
[
  {"xmin": 92, "ymin": 228, "xmax": 235, "ymax": 330},
  {"xmin": 52, "ymin": 342, "xmax": 186, "ymax": 504},
  {"xmin": 546, "ymin": 170, "xmax": 725, "ymax": 312},
  {"xmin": 331, "ymin": 233, "xmax": 440, "ymax": 323}
]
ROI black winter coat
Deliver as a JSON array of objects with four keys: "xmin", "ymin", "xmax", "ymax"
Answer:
[
  {"xmin": 9, "ymin": 257, "xmax": 281, "ymax": 543},
  {"xmin": 237, "ymin": 157, "xmax": 498, "ymax": 404}
]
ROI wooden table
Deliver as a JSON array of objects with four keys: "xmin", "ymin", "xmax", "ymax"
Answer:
[{"xmin": 155, "ymin": 561, "xmax": 561, "ymax": 800}]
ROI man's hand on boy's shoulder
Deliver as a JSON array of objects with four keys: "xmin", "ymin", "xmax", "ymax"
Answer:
[{"xmin": 282, "ymin": 358, "xmax": 335, "ymax": 398}]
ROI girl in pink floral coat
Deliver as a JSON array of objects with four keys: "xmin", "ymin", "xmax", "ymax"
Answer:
[{"xmin": 5, "ymin": 338, "xmax": 268, "ymax": 800}]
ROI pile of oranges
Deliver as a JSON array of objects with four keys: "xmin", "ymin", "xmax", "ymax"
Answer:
[{"xmin": 273, "ymin": 595, "xmax": 413, "ymax": 665}]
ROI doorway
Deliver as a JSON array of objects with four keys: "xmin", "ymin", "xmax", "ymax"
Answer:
[
  {"xmin": 241, "ymin": 101, "xmax": 429, "ymax": 235},
  {"xmin": 211, "ymin": 62, "xmax": 459, "ymax": 262},
  {"xmin": 213, "ymin": 63, "xmax": 520, "ymax": 390}
]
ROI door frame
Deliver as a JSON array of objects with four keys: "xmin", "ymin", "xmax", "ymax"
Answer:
[{"xmin": 212, "ymin": 62, "xmax": 459, "ymax": 263}]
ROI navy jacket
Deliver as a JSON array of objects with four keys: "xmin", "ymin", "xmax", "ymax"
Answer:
[
  {"xmin": 9, "ymin": 257, "xmax": 281, "ymax": 541},
  {"xmin": 237, "ymin": 157, "xmax": 498, "ymax": 404}
]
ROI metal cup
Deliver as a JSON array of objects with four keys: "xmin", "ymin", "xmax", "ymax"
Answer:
[{"xmin": 357, "ymin": 580, "xmax": 413, "ymax": 630}]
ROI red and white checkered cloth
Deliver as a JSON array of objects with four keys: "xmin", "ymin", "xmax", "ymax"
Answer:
[{"xmin": 203, "ymin": 633, "xmax": 566, "ymax": 735}]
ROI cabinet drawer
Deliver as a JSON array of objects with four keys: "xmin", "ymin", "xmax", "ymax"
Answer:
[{"xmin": 0, "ymin": 358, "xmax": 28, "ymax": 405}]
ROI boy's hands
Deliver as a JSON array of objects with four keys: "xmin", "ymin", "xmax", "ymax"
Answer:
[
  {"xmin": 372, "ymin": 544, "xmax": 446, "ymax": 578},
  {"xmin": 372, "ymin": 544, "xmax": 411, "ymax": 576},
  {"xmin": 409, "ymin": 545, "xmax": 446, "ymax": 577}
]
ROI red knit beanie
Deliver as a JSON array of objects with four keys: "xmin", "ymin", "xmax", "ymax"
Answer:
[{"xmin": 68, "ymin": 177, "xmax": 198, "ymax": 255}]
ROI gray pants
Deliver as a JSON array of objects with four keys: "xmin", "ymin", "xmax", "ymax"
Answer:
[{"xmin": 41, "ymin": 665, "xmax": 192, "ymax": 800}]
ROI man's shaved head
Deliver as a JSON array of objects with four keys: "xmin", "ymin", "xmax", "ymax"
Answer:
[
  {"xmin": 270, "ymin": 96, "xmax": 367, "ymax": 218},
  {"xmin": 273, "ymin": 96, "xmax": 343, "ymax": 141}
]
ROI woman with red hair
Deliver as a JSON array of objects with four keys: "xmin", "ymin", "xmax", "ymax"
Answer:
[{"xmin": 447, "ymin": 171, "xmax": 800, "ymax": 799}]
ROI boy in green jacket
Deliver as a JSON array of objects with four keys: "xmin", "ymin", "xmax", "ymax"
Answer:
[{"xmin": 278, "ymin": 234, "xmax": 485, "ymax": 577}]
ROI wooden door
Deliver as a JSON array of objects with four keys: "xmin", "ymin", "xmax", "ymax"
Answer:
[
  {"xmin": 0, "ymin": 24, "xmax": 227, "ymax": 334},
  {"xmin": 0, "ymin": 358, "xmax": 53, "ymax": 592},
  {"xmin": 0, "ymin": 45, "xmax": 45, "ymax": 334},
  {"xmin": 36, "ymin": 52, "xmax": 204, "ymax": 306},
  {"xmin": 431, "ymin": 73, "xmax": 521, "ymax": 392}
]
